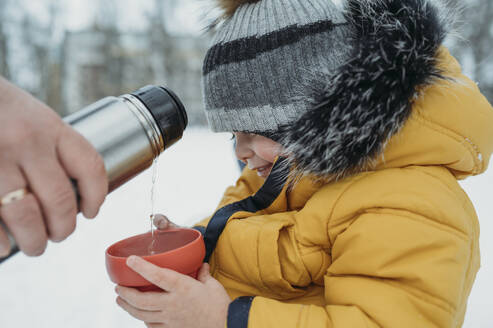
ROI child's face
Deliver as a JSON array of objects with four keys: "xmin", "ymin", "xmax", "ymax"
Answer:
[{"xmin": 234, "ymin": 132, "xmax": 283, "ymax": 178}]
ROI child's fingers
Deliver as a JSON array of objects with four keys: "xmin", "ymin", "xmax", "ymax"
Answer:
[
  {"xmin": 153, "ymin": 214, "xmax": 168, "ymax": 229},
  {"xmin": 116, "ymin": 296, "xmax": 163, "ymax": 323},
  {"xmin": 152, "ymin": 214, "xmax": 178, "ymax": 230},
  {"xmin": 115, "ymin": 285, "xmax": 165, "ymax": 311},
  {"xmin": 126, "ymin": 255, "xmax": 196, "ymax": 291}
]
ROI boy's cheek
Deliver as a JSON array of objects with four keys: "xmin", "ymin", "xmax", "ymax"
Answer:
[{"xmin": 259, "ymin": 143, "xmax": 283, "ymax": 163}]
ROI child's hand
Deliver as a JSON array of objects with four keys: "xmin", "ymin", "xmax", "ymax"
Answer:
[
  {"xmin": 115, "ymin": 256, "xmax": 231, "ymax": 328},
  {"xmin": 152, "ymin": 214, "xmax": 179, "ymax": 230}
]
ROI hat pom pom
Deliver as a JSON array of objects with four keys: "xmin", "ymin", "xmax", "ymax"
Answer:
[{"xmin": 217, "ymin": 0, "xmax": 261, "ymax": 17}]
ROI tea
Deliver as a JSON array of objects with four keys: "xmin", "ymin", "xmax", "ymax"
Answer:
[
  {"xmin": 149, "ymin": 158, "xmax": 159, "ymax": 254},
  {"xmin": 109, "ymin": 230, "xmax": 198, "ymax": 257}
]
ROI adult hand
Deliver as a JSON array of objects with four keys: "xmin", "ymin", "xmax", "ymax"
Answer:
[
  {"xmin": 115, "ymin": 256, "xmax": 231, "ymax": 328},
  {"xmin": 0, "ymin": 77, "xmax": 108, "ymax": 257}
]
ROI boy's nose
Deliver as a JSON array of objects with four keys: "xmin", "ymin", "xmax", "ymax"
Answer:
[
  {"xmin": 234, "ymin": 133, "xmax": 254, "ymax": 162},
  {"xmin": 235, "ymin": 144, "xmax": 254, "ymax": 163}
]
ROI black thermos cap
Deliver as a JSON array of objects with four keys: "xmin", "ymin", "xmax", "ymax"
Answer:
[{"xmin": 131, "ymin": 85, "xmax": 188, "ymax": 149}]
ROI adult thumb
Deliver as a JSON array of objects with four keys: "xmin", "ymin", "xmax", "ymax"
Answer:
[{"xmin": 197, "ymin": 263, "xmax": 211, "ymax": 282}]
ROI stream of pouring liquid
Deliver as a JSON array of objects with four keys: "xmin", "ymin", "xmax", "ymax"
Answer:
[{"xmin": 149, "ymin": 158, "xmax": 159, "ymax": 255}]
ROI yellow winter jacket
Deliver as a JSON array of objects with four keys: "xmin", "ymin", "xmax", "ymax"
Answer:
[{"xmin": 195, "ymin": 47, "xmax": 493, "ymax": 328}]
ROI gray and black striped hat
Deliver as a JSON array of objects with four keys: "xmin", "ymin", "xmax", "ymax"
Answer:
[{"xmin": 202, "ymin": 0, "xmax": 351, "ymax": 136}]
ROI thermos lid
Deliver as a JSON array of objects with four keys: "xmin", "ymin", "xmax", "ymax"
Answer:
[{"xmin": 131, "ymin": 85, "xmax": 188, "ymax": 149}]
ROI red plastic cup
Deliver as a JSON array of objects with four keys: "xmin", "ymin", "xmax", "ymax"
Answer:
[{"xmin": 105, "ymin": 228, "xmax": 205, "ymax": 291}]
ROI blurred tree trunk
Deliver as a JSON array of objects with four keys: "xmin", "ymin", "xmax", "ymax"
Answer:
[
  {"xmin": 19, "ymin": 0, "xmax": 63, "ymax": 112},
  {"xmin": 45, "ymin": 0, "xmax": 63, "ymax": 113},
  {"xmin": 94, "ymin": 0, "xmax": 124, "ymax": 98},
  {"xmin": 448, "ymin": 0, "xmax": 493, "ymax": 101},
  {"xmin": 150, "ymin": 0, "xmax": 173, "ymax": 81},
  {"xmin": 0, "ymin": 0, "xmax": 11, "ymax": 79}
]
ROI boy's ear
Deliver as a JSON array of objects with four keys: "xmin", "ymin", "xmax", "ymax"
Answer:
[{"xmin": 217, "ymin": 0, "xmax": 261, "ymax": 18}]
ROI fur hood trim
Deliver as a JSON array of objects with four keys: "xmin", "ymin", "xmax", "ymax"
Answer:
[{"xmin": 277, "ymin": 0, "xmax": 448, "ymax": 181}]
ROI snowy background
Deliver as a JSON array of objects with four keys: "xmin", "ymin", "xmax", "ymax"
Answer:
[{"xmin": 1, "ymin": 127, "xmax": 492, "ymax": 328}]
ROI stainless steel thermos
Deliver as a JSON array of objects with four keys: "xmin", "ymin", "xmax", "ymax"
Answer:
[{"xmin": 0, "ymin": 85, "xmax": 188, "ymax": 263}]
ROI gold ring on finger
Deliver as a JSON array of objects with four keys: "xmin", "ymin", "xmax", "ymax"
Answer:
[{"xmin": 0, "ymin": 188, "xmax": 29, "ymax": 207}]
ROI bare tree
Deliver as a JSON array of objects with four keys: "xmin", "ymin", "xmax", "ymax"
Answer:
[
  {"xmin": 448, "ymin": 0, "xmax": 493, "ymax": 101},
  {"xmin": 149, "ymin": 0, "xmax": 173, "ymax": 81},
  {"xmin": 0, "ymin": 0, "xmax": 11, "ymax": 79},
  {"xmin": 45, "ymin": 0, "xmax": 63, "ymax": 112},
  {"xmin": 18, "ymin": 0, "xmax": 63, "ymax": 111},
  {"xmin": 88, "ymin": 0, "xmax": 124, "ymax": 100}
]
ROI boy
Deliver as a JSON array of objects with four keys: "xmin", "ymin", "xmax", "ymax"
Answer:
[{"xmin": 114, "ymin": 0, "xmax": 493, "ymax": 327}]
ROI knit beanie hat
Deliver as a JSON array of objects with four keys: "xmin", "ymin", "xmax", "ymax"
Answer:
[
  {"xmin": 202, "ymin": 0, "xmax": 448, "ymax": 179},
  {"xmin": 203, "ymin": 0, "xmax": 351, "ymax": 135}
]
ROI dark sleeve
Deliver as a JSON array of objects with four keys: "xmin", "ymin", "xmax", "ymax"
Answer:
[
  {"xmin": 192, "ymin": 225, "xmax": 206, "ymax": 235},
  {"xmin": 227, "ymin": 296, "xmax": 254, "ymax": 328}
]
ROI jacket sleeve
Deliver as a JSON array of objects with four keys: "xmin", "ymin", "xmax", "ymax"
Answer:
[{"xmin": 227, "ymin": 208, "xmax": 474, "ymax": 328}]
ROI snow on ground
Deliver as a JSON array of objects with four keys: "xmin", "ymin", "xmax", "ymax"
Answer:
[{"xmin": 0, "ymin": 127, "xmax": 492, "ymax": 327}]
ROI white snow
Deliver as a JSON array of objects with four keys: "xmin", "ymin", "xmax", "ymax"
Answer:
[{"xmin": 0, "ymin": 127, "xmax": 491, "ymax": 327}]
